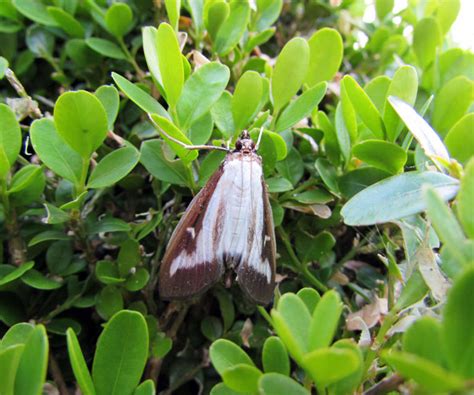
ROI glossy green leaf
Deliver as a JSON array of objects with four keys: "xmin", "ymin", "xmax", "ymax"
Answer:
[
  {"xmin": 198, "ymin": 150, "xmax": 226, "ymax": 186},
  {"xmin": 156, "ymin": 23, "xmax": 183, "ymax": 109},
  {"xmin": 432, "ymin": 76, "xmax": 474, "ymax": 136},
  {"xmin": 341, "ymin": 171, "xmax": 459, "ymax": 226},
  {"xmin": 382, "ymin": 350, "xmax": 465, "ymax": 392},
  {"xmin": 0, "ymin": 261, "xmax": 34, "ymax": 286},
  {"xmin": 87, "ymin": 146, "xmax": 140, "ymax": 189},
  {"xmin": 200, "ymin": 316, "xmax": 223, "ymax": 341},
  {"xmin": 149, "ymin": 114, "xmax": 198, "ymax": 164},
  {"xmin": 457, "ymin": 158, "xmax": 474, "ymax": 238},
  {"xmin": 352, "ymin": 140, "xmax": 407, "ymax": 174},
  {"xmin": 232, "ymin": 71, "xmax": 263, "ymax": 131},
  {"xmin": 14, "ymin": 325, "xmax": 49, "ymax": 395},
  {"xmin": 0, "ymin": 294, "xmax": 25, "ymax": 325},
  {"xmin": 142, "ymin": 26, "xmax": 163, "ymax": 88},
  {"xmin": 209, "ymin": 339, "xmax": 255, "ymax": 375},
  {"xmin": 383, "ymin": 66, "xmax": 418, "ymax": 141},
  {"xmin": 125, "ymin": 268, "xmax": 150, "ymax": 291},
  {"xmin": 329, "ymin": 340, "xmax": 364, "ymax": 395},
  {"xmin": 394, "ymin": 269, "xmax": 429, "ymax": 311},
  {"xmin": 134, "ymin": 380, "xmax": 155, "ymax": 395},
  {"xmin": 306, "ymin": 28, "xmax": 343, "ymax": 87},
  {"xmin": 308, "ymin": 290, "xmax": 342, "ymax": 350},
  {"xmin": 413, "ymin": 17, "xmax": 442, "ymax": 69},
  {"xmin": 365, "ymin": 75, "xmax": 391, "ymax": 113},
  {"xmin": 445, "ymin": 113, "xmax": 474, "ymax": 164},
  {"xmin": 177, "ymin": 62, "xmax": 230, "ymax": 130},
  {"xmin": 275, "ymin": 147, "xmax": 304, "ymax": 185},
  {"xmin": 342, "ymin": 76, "xmax": 384, "ymax": 138},
  {"xmin": 244, "ymin": 28, "xmax": 275, "ymax": 53},
  {"xmin": 66, "ymin": 328, "xmax": 96, "ymax": 395},
  {"xmin": 105, "ymin": 3, "xmax": 133, "ymax": 37},
  {"xmin": 272, "ymin": 37, "xmax": 309, "ymax": 113},
  {"xmin": 222, "ymin": 364, "xmax": 262, "ymax": 393},
  {"xmin": 275, "ymin": 82, "xmax": 326, "ymax": 132},
  {"xmin": 95, "ymin": 286, "xmax": 123, "ymax": 320},
  {"xmin": 92, "ymin": 310, "xmax": 149, "ymax": 395},
  {"xmin": 86, "ymin": 38, "xmax": 126, "ymax": 60},
  {"xmin": 54, "ymin": 90, "xmax": 108, "ymax": 158},
  {"xmin": 0, "ymin": 344, "xmax": 24, "ymax": 395},
  {"xmin": 205, "ymin": 0, "xmax": 229, "ymax": 41},
  {"xmin": 297, "ymin": 288, "xmax": 320, "ymax": 313},
  {"xmin": 435, "ymin": 0, "xmax": 460, "ymax": 35},
  {"xmin": 111, "ymin": 72, "xmax": 168, "ymax": 118},
  {"xmin": 302, "ymin": 347, "xmax": 359, "ymax": 389},
  {"xmin": 375, "ymin": 0, "xmax": 394, "ymax": 20},
  {"xmin": 442, "ymin": 267, "xmax": 474, "ymax": 378},
  {"xmin": 259, "ymin": 373, "xmax": 309, "ymax": 395},
  {"xmin": 21, "ymin": 269, "xmax": 63, "ymax": 290},
  {"xmin": 95, "ymin": 260, "xmax": 124, "ymax": 285},
  {"xmin": 164, "ymin": 0, "xmax": 180, "ymax": 31},
  {"xmin": 0, "ymin": 323, "xmax": 34, "ymax": 349},
  {"xmin": 13, "ymin": 0, "xmax": 57, "ymax": 25},
  {"xmin": 334, "ymin": 103, "xmax": 351, "ymax": 163},
  {"xmin": 255, "ymin": 0, "xmax": 282, "ymax": 30},
  {"xmin": 214, "ymin": 0, "xmax": 250, "ymax": 56},
  {"xmin": 47, "ymin": 6, "xmax": 84, "ymax": 37},
  {"xmin": 140, "ymin": 140, "xmax": 191, "ymax": 187},
  {"xmin": 211, "ymin": 91, "xmax": 235, "ymax": 139},
  {"xmin": 95, "ymin": 85, "xmax": 119, "ymax": 130},
  {"xmin": 0, "ymin": 57, "xmax": 8, "ymax": 79},
  {"xmin": 262, "ymin": 337, "xmax": 290, "ymax": 375},
  {"xmin": 266, "ymin": 176, "xmax": 293, "ymax": 193},
  {"xmin": 0, "ymin": 103, "xmax": 21, "ymax": 173},
  {"xmin": 315, "ymin": 158, "xmax": 339, "ymax": 193}
]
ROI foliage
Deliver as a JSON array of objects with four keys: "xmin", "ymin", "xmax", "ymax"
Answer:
[{"xmin": 0, "ymin": 0, "xmax": 473, "ymax": 393}]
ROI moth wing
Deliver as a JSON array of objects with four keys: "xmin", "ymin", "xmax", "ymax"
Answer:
[
  {"xmin": 159, "ymin": 167, "xmax": 225, "ymax": 300},
  {"xmin": 236, "ymin": 170, "xmax": 276, "ymax": 305}
]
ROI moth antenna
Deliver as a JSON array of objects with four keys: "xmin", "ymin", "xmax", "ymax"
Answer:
[
  {"xmin": 148, "ymin": 113, "xmax": 230, "ymax": 152},
  {"xmin": 255, "ymin": 127, "xmax": 264, "ymax": 150}
]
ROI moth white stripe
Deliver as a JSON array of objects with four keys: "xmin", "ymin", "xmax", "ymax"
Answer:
[{"xmin": 169, "ymin": 154, "xmax": 272, "ymax": 283}]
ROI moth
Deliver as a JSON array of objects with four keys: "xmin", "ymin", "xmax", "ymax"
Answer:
[{"xmin": 154, "ymin": 124, "xmax": 276, "ymax": 305}]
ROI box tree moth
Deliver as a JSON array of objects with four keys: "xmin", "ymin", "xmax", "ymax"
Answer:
[{"xmin": 152, "ymin": 119, "xmax": 276, "ymax": 305}]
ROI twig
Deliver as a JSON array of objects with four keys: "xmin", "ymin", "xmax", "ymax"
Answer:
[
  {"xmin": 49, "ymin": 353, "xmax": 69, "ymax": 395},
  {"xmin": 364, "ymin": 374, "xmax": 404, "ymax": 395}
]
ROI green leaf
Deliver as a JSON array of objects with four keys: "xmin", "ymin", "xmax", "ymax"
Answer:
[
  {"xmin": 86, "ymin": 38, "xmax": 126, "ymax": 60},
  {"xmin": 0, "ymin": 261, "xmax": 34, "ymax": 286},
  {"xmin": 198, "ymin": 150, "xmax": 226, "ymax": 186},
  {"xmin": 140, "ymin": 140, "xmax": 191, "ymax": 187},
  {"xmin": 0, "ymin": 57, "xmax": 8, "ymax": 79},
  {"xmin": 442, "ymin": 267, "xmax": 474, "ymax": 378},
  {"xmin": 424, "ymin": 185, "xmax": 465, "ymax": 255},
  {"xmin": 365, "ymin": 76, "xmax": 391, "ymax": 113},
  {"xmin": 352, "ymin": 140, "xmax": 407, "ymax": 174},
  {"xmin": 149, "ymin": 114, "xmax": 198, "ymax": 164},
  {"xmin": 43, "ymin": 203, "xmax": 69, "ymax": 225},
  {"xmin": 302, "ymin": 347, "xmax": 359, "ymax": 389},
  {"xmin": 275, "ymin": 147, "xmax": 304, "ymax": 185},
  {"xmin": 95, "ymin": 85, "xmax": 119, "ymax": 130},
  {"xmin": 315, "ymin": 158, "xmax": 339, "ymax": 193},
  {"xmin": 0, "ymin": 323, "xmax": 34, "ymax": 349},
  {"xmin": 47, "ymin": 6, "xmax": 84, "ymax": 37},
  {"xmin": 255, "ymin": 0, "xmax": 282, "ymax": 30},
  {"xmin": 244, "ymin": 28, "xmax": 275, "ymax": 53},
  {"xmin": 445, "ymin": 113, "xmax": 474, "ymax": 164},
  {"xmin": 156, "ymin": 23, "xmax": 183, "ymax": 109},
  {"xmin": 272, "ymin": 37, "xmax": 309, "ymax": 113},
  {"xmin": 262, "ymin": 337, "xmax": 290, "ymax": 375},
  {"xmin": 111, "ymin": 72, "xmax": 168, "ymax": 119},
  {"xmin": 13, "ymin": 0, "xmax": 57, "ymax": 26},
  {"xmin": 296, "ymin": 288, "xmax": 320, "ymax": 313},
  {"xmin": 134, "ymin": 380, "xmax": 155, "ymax": 395},
  {"xmin": 125, "ymin": 268, "xmax": 150, "ymax": 291},
  {"xmin": 0, "ymin": 294, "xmax": 25, "ymax": 325},
  {"xmin": 211, "ymin": 91, "xmax": 235, "ymax": 139},
  {"xmin": 205, "ymin": 1, "xmax": 229, "ymax": 41},
  {"xmin": 457, "ymin": 158, "xmax": 474, "ymax": 238},
  {"xmin": 87, "ymin": 146, "xmax": 140, "ymax": 189},
  {"xmin": 188, "ymin": 112, "xmax": 213, "ymax": 145},
  {"xmin": 0, "ymin": 103, "xmax": 21, "ymax": 172},
  {"xmin": 221, "ymin": 364, "xmax": 262, "ymax": 393},
  {"xmin": 95, "ymin": 260, "xmax": 124, "ymax": 285},
  {"xmin": 305, "ymin": 28, "xmax": 343, "ymax": 87},
  {"xmin": 334, "ymin": 103, "xmax": 351, "ymax": 163},
  {"xmin": 200, "ymin": 316, "xmax": 223, "ymax": 341},
  {"xmin": 210, "ymin": 339, "xmax": 255, "ymax": 375},
  {"xmin": 214, "ymin": 0, "xmax": 250, "ymax": 56},
  {"xmin": 21, "ymin": 269, "xmax": 63, "ymax": 290},
  {"xmin": 342, "ymin": 76, "xmax": 384, "ymax": 138},
  {"xmin": 213, "ymin": 288, "xmax": 235, "ymax": 332},
  {"xmin": 66, "ymin": 328, "xmax": 96, "ymax": 395},
  {"xmin": 164, "ymin": 0, "xmax": 180, "ymax": 31},
  {"xmin": 92, "ymin": 310, "xmax": 149, "ymax": 395},
  {"xmin": 232, "ymin": 71, "xmax": 263, "ymax": 131},
  {"xmin": 388, "ymin": 96, "xmax": 449, "ymax": 167},
  {"xmin": 117, "ymin": 239, "xmax": 141, "ymax": 277},
  {"xmin": 0, "ymin": 344, "xmax": 24, "ymax": 395},
  {"xmin": 435, "ymin": 0, "xmax": 460, "ymax": 35},
  {"xmin": 177, "ymin": 62, "xmax": 230, "ymax": 130},
  {"xmin": 382, "ymin": 351, "xmax": 465, "ymax": 392},
  {"xmin": 341, "ymin": 171, "xmax": 459, "ymax": 226},
  {"xmin": 413, "ymin": 17, "xmax": 442, "ymax": 69},
  {"xmin": 432, "ymin": 76, "xmax": 474, "ymax": 137},
  {"xmin": 402, "ymin": 316, "xmax": 445, "ymax": 367},
  {"xmin": 28, "ymin": 230, "xmax": 70, "ymax": 246},
  {"xmin": 105, "ymin": 3, "xmax": 133, "ymax": 37},
  {"xmin": 329, "ymin": 340, "xmax": 364, "ymax": 395},
  {"xmin": 383, "ymin": 66, "xmax": 418, "ymax": 141},
  {"xmin": 142, "ymin": 27, "xmax": 163, "ymax": 89},
  {"xmin": 7, "ymin": 164, "xmax": 41, "ymax": 194},
  {"xmin": 259, "ymin": 373, "xmax": 309, "ymax": 395},
  {"xmin": 275, "ymin": 82, "xmax": 327, "ymax": 132},
  {"xmin": 54, "ymin": 90, "xmax": 108, "ymax": 158},
  {"xmin": 95, "ymin": 286, "xmax": 123, "ymax": 320},
  {"xmin": 266, "ymin": 176, "xmax": 293, "ymax": 193},
  {"xmin": 394, "ymin": 269, "xmax": 429, "ymax": 311},
  {"xmin": 292, "ymin": 189, "xmax": 333, "ymax": 204},
  {"xmin": 308, "ymin": 290, "xmax": 342, "ymax": 350},
  {"xmin": 375, "ymin": 0, "xmax": 394, "ymax": 20},
  {"xmin": 271, "ymin": 293, "xmax": 311, "ymax": 362},
  {"xmin": 14, "ymin": 325, "xmax": 49, "ymax": 395}
]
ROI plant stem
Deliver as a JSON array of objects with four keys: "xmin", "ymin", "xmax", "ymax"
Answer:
[{"xmin": 117, "ymin": 37, "xmax": 146, "ymax": 80}]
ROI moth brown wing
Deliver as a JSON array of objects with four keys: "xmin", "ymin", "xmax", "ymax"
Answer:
[
  {"xmin": 236, "ymin": 174, "xmax": 276, "ymax": 305},
  {"xmin": 159, "ymin": 165, "xmax": 225, "ymax": 300}
]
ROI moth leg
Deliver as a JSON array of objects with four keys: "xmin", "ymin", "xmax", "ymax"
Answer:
[
  {"xmin": 255, "ymin": 126, "xmax": 264, "ymax": 150},
  {"xmin": 148, "ymin": 113, "xmax": 230, "ymax": 152}
]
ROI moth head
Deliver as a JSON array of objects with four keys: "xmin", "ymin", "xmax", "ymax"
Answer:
[{"xmin": 235, "ymin": 131, "xmax": 256, "ymax": 154}]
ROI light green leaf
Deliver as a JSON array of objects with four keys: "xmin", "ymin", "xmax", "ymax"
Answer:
[
  {"xmin": 164, "ymin": 0, "xmax": 180, "ymax": 31},
  {"xmin": 308, "ymin": 290, "xmax": 342, "ymax": 350},
  {"xmin": 92, "ymin": 310, "xmax": 149, "ymax": 395},
  {"xmin": 95, "ymin": 286, "xmax": 123, "ymax": 320},
  {"xmin": 211, "ymin": 91, "xmax": 235, "ymax": 139},
  {"xmin": 214, "ymin": 0, "xmax": 250, "ymax": 56},
  {"xmin": 21, "ymin": 269, "xmax": 63, "ymax": 290},
  {"xmin": 0, "ymin": 103, "xmax": 21, "ymax": 172},
  {"xmin": 66, "ymin": 328, "xmax": 96, "ymax": 395},
  {"xmin": 255, "ymin": 0, "xmax": 282, "ymax": 31},
  {"xmin": 95, "ymin": 85, "xmax": 119, "ymax": 130},
  {"xmin": 375, "ymin": 0, "xmax": 394, "ymax": 20},
  {"xmin": 86, "ymin": 38, "xmax": 126, "ymax": 60},
  {"xmin": 13, "ymin": 0, "xmax": 57, "ymax": 26},
  {"xmin": 177, "ymin": 62, "xmax": 230, "ymax": 130},
  {"xmin": 134, "ymin": 380, "xmax": 155, "ymax": 395},
  {"xmin": 272, "ymin": 37, "xmax": 309, "ymax": 113},
  {"xmin": 47, "ymin": 6, "xmax": 84, "ymax": 37},
  {"xmin": 341, "ymin": 171, "xmax": 459, "ymax": 226},
  {"xmin": 0, "ymin": 261, "xmax": 34, "ymax": 286},
  {"xmin": 87, "ymin": 146, "xmax": 140, "ymax": 189},
  {"xmin": 156, "ymin": 23, "xmax": 183, "ymax": 109},
  {"xmin": 54, "ymin": 90, "xmax": 108, "ymax": 158},
  {"xmin": 262, "ymin": 337, "xmax": 290, "ymax": 375},
  {"xmin": 457, "ymin": 158, "xmax": 474, "ymax": 238},
  {"xmin": 205, "ymin": 0, "xmax": 229, "ymax": 41},
  {"xmin": 232, "ymin": 71, "xmax": 263, "ymax": 131},
  {"xmin": 334, "ymin": 103, "xmax": 351, "ymax": 163},
  {"xmin": 209, "ymin": 339, "xmax": 255, "ymax": 376},
  {"xmin": 435, "ymin": 0, "xmax": 460, "ymax": 35},
  {"xmin": 266, "ymin": 176, "xmax": 293, "ymax": 193},
  {"xmin": 0, "ymin": 344, "xmax": 24, "ymax": 395},
  {"xmin": 305, "ymin": 28, "xmax": 343, "ymax": 87},
  {"xmin": 259, "ymin": 373, "xmax": 309, "ymax": 395},
  {"xmin": 445, "ymin": 114, "xmax": 474, "ymax": 165},
  {"xmin": 142, "ymin": 26, "xmax": 163, "ymax": 88},
  {"xmin": 413, "ymin": 17, "xmax": 442, "ymax": 69},
  {"xmin": 352, "ymin": 140, "xmax": 407, "ymax": 174},
  {"xmin": 222, "ymin": 364, "xmax": 262, "ymax": 393},
  {"xmin": 105, "ymin": 2, "xmax": 133, "ymax": 37}
]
